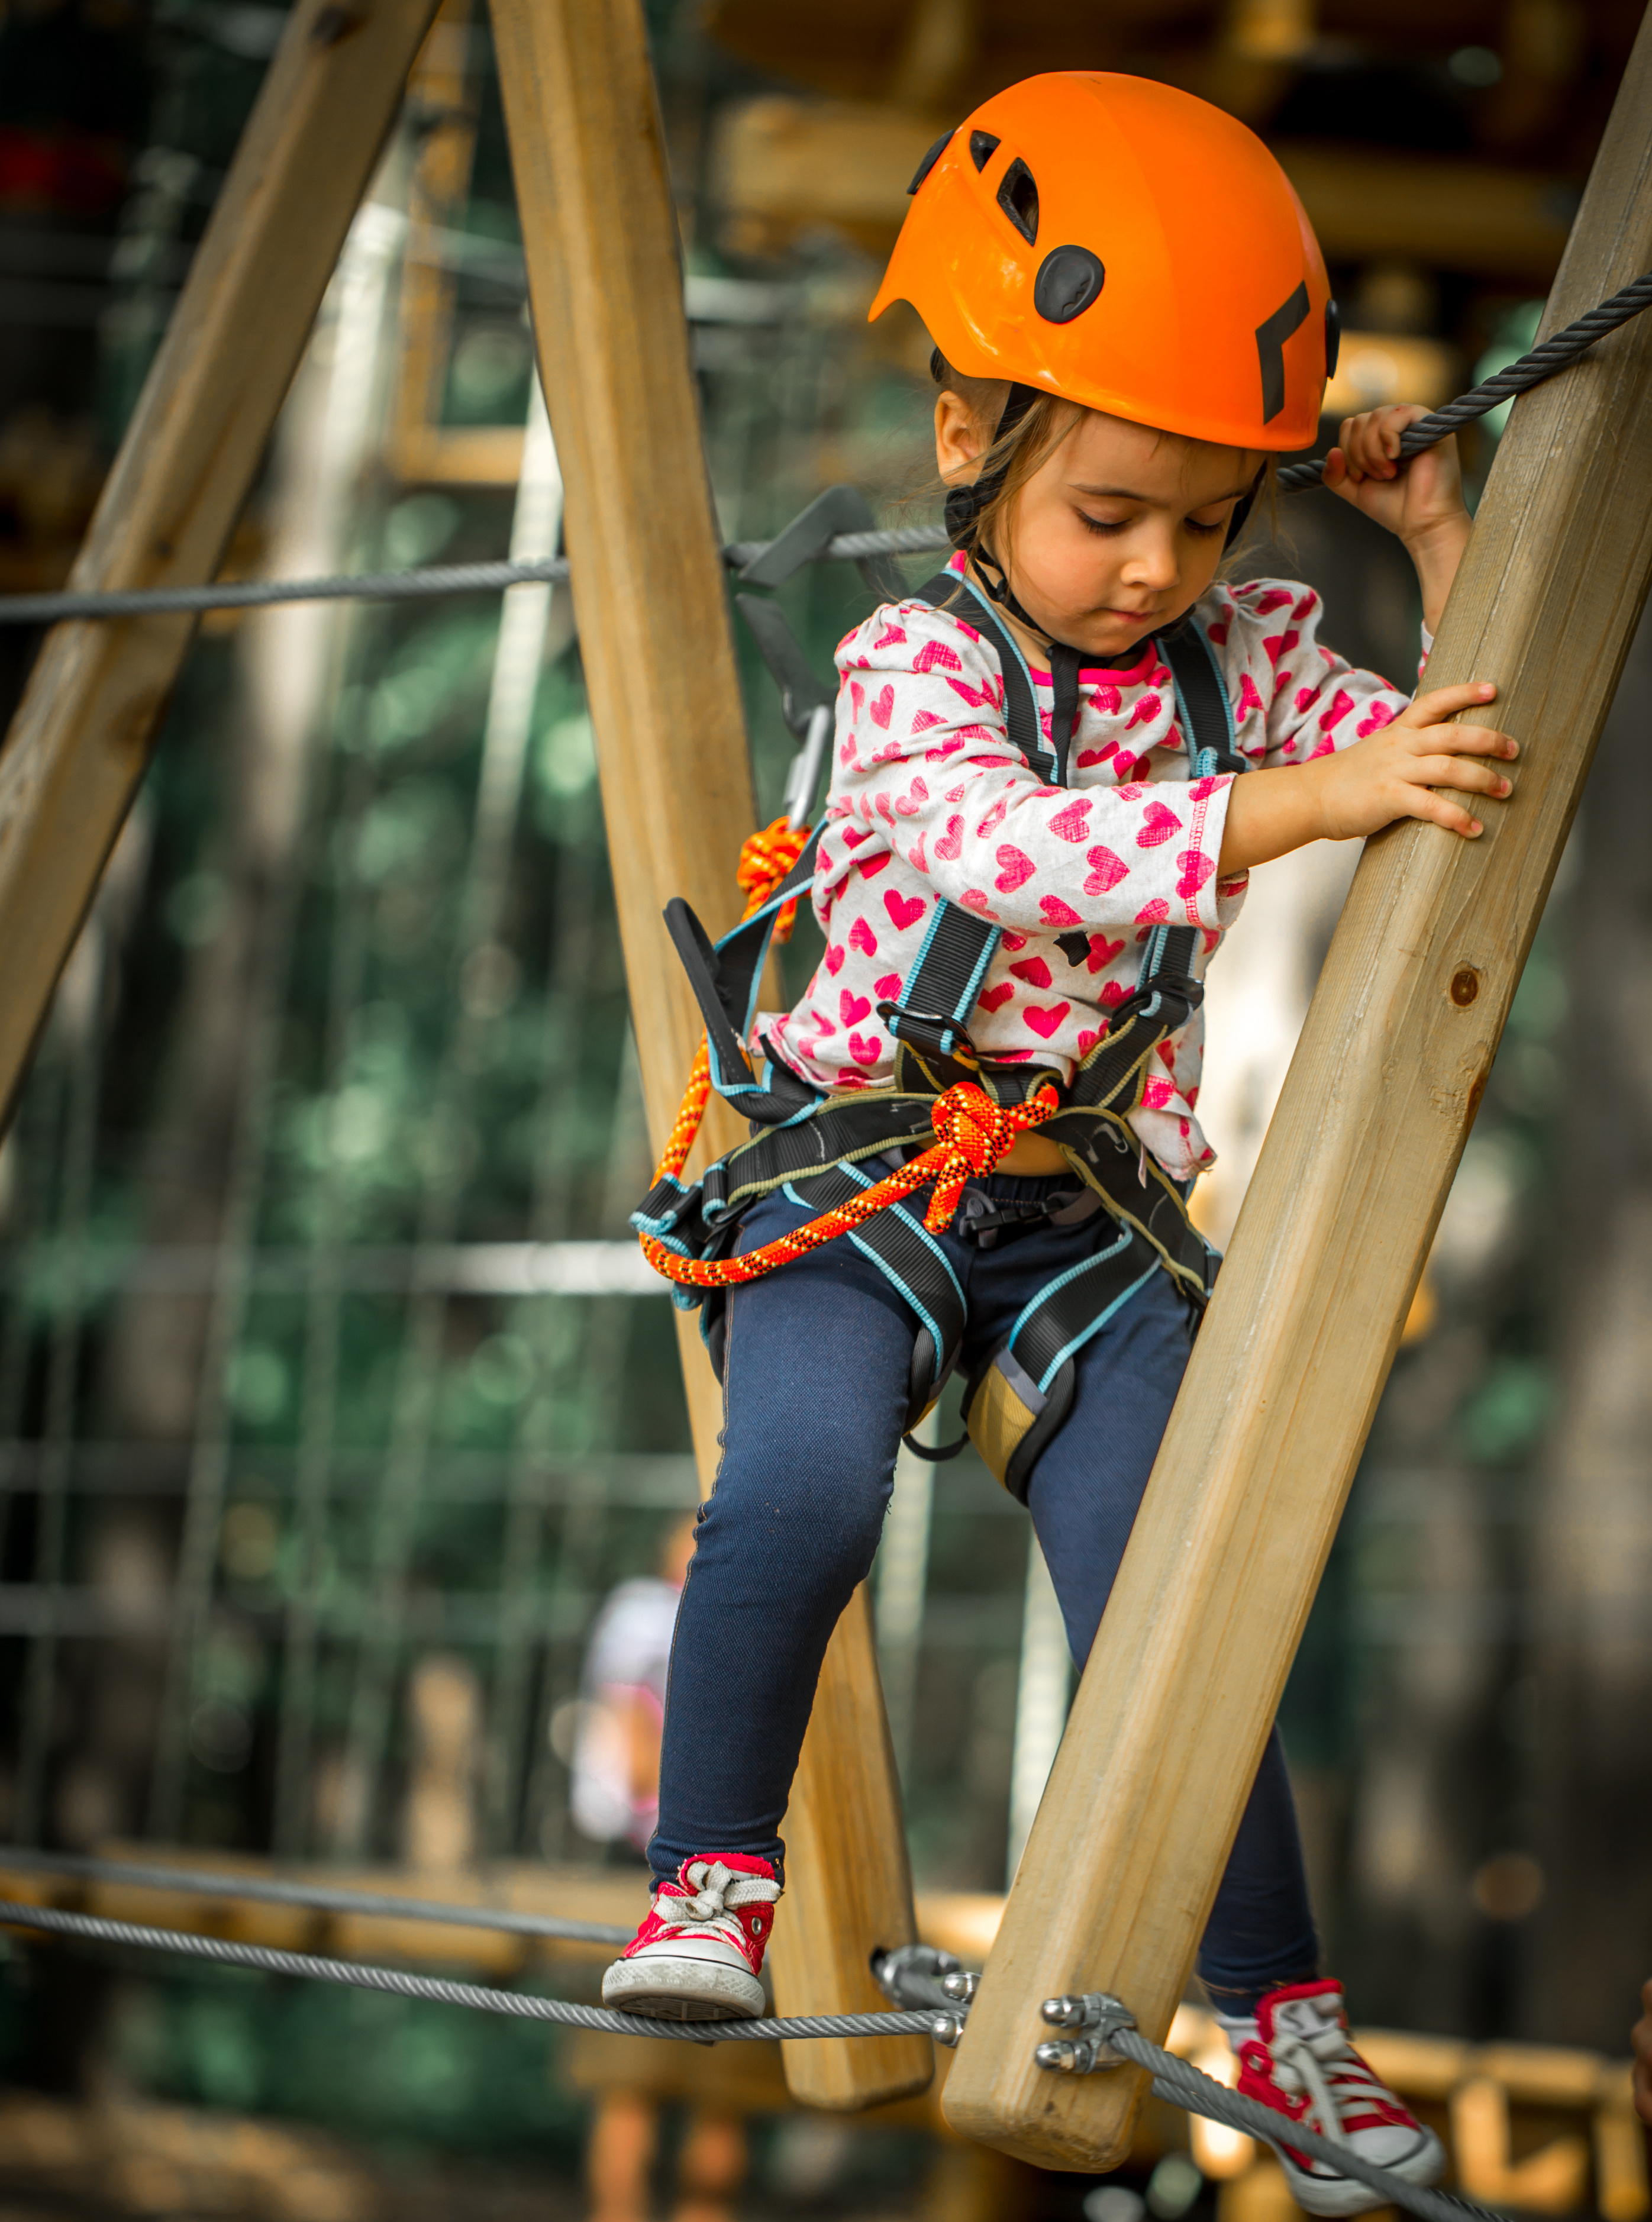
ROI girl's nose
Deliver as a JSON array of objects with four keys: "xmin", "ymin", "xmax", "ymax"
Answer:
[{"xmin": 1121, "ymin": 534, "xmax": 1180, "ymax": 591}]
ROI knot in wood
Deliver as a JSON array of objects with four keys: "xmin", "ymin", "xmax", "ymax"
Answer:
[{"xmin": 1450, "ymin": 966, "xmax": 1481, "ymax": 1007}]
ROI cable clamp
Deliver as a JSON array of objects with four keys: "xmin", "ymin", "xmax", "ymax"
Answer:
[{"xmin": 1034, "ymin": 1992, "xmax": 1134, "ymax": 2075}]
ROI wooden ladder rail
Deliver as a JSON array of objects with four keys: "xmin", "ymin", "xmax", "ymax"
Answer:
[
  {"xmin": 488, "ymin": 0, "xmax": 931, "ymax": 2111},
  {"xmin": 941, "ymin": 0, "xmax": 1652, "ymax": 2168},
  {"xmin": 0, "ymin": 0, "xmax": 445, "ymax": 1128}
]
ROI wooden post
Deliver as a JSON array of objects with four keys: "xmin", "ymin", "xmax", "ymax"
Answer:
[
  {"xmin": 0, "ymin": 0, "xmax": 444, "ymax": 1131},
  {"xmin": 489, "ymin": 0, "xmax": 931, "ymax": 2110},
  {"xmin": 942, "ymin": 10, "xmax": 1652, "ymax": 2168}
]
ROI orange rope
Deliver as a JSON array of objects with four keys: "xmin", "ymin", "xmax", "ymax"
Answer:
[
  {"xmin": 649, "ymin": 817, "xmax": 812, "ymax": 1191},
  {"xmin": 641, "ymin": 1079, "xmax": 1061, "ymax": 1288}
]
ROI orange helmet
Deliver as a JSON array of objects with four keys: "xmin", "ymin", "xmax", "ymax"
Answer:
[{"xmin": 870, "ymin": 73, "xmax": 1335, "ymax": 453}]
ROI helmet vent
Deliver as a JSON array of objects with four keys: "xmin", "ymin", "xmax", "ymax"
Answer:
[
  {"xmin": 1034, "ymin": 245, "xmax": 1105, "ymax": 324},
  {"xmin": 969, "ymin": 130, "xmax": 1001, "ymax": 172},
  {"xmin": 996, "ymin": 158, "xmax": 1038, "ymax": 244},
  {"xmin": 907, "ymin": 130, "xmax": 954, "ymax": 195},
  {"xmin": 1325, "ymin": 298, "xmax": 1341, "ymax": 380}
]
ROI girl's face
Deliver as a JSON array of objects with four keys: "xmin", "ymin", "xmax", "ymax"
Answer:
[{"xmin": 935, "ymin": 393, "xmax": 1261, "ymax": 658}]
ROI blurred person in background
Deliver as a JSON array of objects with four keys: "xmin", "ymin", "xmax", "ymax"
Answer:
[{"xmin": 572, "ymin": 1512, "xmax": 696, "ymax": 1860}]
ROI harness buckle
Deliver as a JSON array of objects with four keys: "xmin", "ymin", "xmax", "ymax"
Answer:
[{"xmin": 876, "ymin": 1001, "xmax": 980, "ymax": 1065}]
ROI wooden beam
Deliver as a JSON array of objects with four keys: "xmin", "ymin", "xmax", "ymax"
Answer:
[
  {"xmin": 711, "ymin": 96, "xmax": 1576, "ymax": 282},
  {"xmin": 488, "ymin": 0, "xmax": 931, "ymax": 2111},
  {"xmin": 0, "ymin": 0, "xmax": 444, "ymax": 1132},
  {"xmin": 941, "ymin": 6, "xmax": 1652, "ymax": 2171}
]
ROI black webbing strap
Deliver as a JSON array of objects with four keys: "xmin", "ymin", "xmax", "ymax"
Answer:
[
  {"xmin": 660, "ymin": 828, "xmax": 822, "ymax": 1126},
  {"xmin": 1159, "ymin": 620, "xmax": 1246, "ymax": 778},
  {"xmin": 782, "ymin": 1156, "xmax": 968, "ymax": 1406}
]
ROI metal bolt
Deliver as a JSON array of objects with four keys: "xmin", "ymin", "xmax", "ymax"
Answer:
[
  {"xmin": 1035, "ymin": 2039, "xmax": 1080, "ymax": 2072},
  {"xmin": 1041, "ymin": 1995, "xmax": 1085, "ymax": 2027},
  {"xmin": 930, "ymin": 2014, "xmax": 963, "ymax": 2048},
  {"xmin": 941, "ymin": 1969, "xmax": 979, "ymax": 2004}
]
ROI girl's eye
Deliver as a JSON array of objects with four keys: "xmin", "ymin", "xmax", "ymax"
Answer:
[
  {"xmin": 1186, "ymin": 513, "xmax": 1228, "ymax": 537},
  {"xmin": 1076, "ymin": 510, "xmax": 1127, "ymax": 537}
]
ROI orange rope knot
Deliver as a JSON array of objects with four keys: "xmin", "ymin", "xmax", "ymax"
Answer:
[
  {"xmin": 919, "ymin": 1081, "xmax": 1061, "ymax": 1233},
  {"xmin": 640, "ymin": 1081, "xmax": 1061, "ymax": 1289},
  {"xmin": 736, "ymin": 816, "xmax": 811, "ymax": 945}
]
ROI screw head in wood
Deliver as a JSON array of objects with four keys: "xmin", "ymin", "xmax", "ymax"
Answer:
[{"xmin": 1450, "ymin": 966, "xmax": 1480, "ymax": 1006}]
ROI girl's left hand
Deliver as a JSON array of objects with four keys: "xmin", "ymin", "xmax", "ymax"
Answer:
[{"xmin": 1323, "ymin": 404, "xmax": 1467, "ymax": 550}]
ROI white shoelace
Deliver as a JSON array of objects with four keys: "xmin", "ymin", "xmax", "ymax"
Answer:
[
  {"xmin": 1267, "ymin": 2006, "xmax": 1393, "ymax": 2151},
  {"xmin": 654, "ymin": 1859, "xmax": 779, "ymax": 1945}
]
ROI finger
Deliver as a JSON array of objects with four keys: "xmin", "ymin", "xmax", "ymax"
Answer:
[
  {"xmin": 1412, "ymin": 757, "xmax": 1514, "ymax": 798},
  {"xmin": 1412, "ymin": 791, "xmax": 1485, "ymax": 837},
  {"xmin": 1403, "ymin": 680, "xmax": 1500, "ymax": 725},
  {"xmin": 1322, "ymin": 446, "xmax": 1347, "ymax": 491},
  {"xmin": 1406, "ymin": 722, "xmax": 1519, "ymax": 759}
]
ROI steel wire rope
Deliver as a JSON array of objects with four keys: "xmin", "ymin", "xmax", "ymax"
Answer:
[
  {"xmin": 0, "ymin": 1897, "xmax": 935, "ymax": 2043},
  {"xmin": 0, "ymin": 1847, "xmax": 632, "ymax": 1943},
  {"xmin": 4, "ymin": 270, "xmax": 1651, "ymax": 635},
  {"xmin": 1105, "ymin": 2024, "xmax": 1508, "ymax": 2222}
]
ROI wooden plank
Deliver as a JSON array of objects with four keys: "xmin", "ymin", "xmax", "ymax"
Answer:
[
  {"xmin": 0, "ymin": 0, "xmax": 444, "ymax": 1132},
  {"xmin": 487, "ymin": 0, "xmax": 930, "ymax": 2110},
  {"xmin": 941, "ymin": 6, "xmax": 1652, "ymax": 2169}
]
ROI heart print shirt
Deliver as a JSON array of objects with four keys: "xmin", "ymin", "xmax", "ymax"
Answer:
[{"xmin": 755, "ymin": 553, "xmax": 1414, "ymax": 1182}]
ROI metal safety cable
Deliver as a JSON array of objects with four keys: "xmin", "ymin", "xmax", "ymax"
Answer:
[
  {"xmin": 1, "ymin": 273, "xmax": 1646, "ymax": 630},
  {"xmin": 0, "ymin": 1898, "xmax": 941, "ymax": 2046},
  {"xmin": 0, "ymin": 1848, "xmax": 633, "ymax": 1944}
]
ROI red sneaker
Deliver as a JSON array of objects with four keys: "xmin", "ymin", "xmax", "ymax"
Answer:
[
  {"xmin": 1224, "ymin": 1979, "xmax": 1444, "ymax": 2217},
  {"xmin": 601, "ymin": 1854, "xmax": 780, "ymax": 2022}
]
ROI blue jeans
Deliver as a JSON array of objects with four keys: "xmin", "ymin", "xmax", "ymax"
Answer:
[{"xmin": 651, "ymin": 1172, "xmax": 1319, "ymax": 2007}]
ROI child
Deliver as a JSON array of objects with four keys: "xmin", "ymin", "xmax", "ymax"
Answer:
[{"xmin": 606, "ymin": 73, "xmax": 1514, "ymax": 2215}]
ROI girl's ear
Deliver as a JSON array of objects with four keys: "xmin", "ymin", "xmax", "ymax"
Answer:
[{"xmin": 934, "ymin": 388, "xmax": 986, "ymax": 483}]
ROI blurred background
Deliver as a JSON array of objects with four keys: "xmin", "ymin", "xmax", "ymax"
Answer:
[{"xmin": 0, "ymin": 0, "xmax": 1650, "ymax": 2215}]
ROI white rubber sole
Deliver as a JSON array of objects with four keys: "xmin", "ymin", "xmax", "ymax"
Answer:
[
  {"xmin": 1276, "ymin": 2125, "xmax": 1446, "ymax": 2218},
  {"xmin": 602, "ymin": 1953, "xmax": 766, "ymax": 2023}
]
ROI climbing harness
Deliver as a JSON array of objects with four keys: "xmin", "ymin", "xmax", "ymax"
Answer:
[
  {"xmin": 0, "ymin": 1872, "xmax": 1511, "ymax": 2222},
  {"xmin": 3, "ymin": 264, "xmax": 1650, "ymax": 634},
  {"xmin": 634, "ymin": 564, "xmax": 1239, "ymax": 1501}
]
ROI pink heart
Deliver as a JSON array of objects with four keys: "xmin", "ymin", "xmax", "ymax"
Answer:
[
  {"xmin": 934, "ymin": 815, "xmax": 964, "ymax": 862},
  {"xmin": 1076, "ymin": 1028, "xmax": 1101, "ymax": 1055},
  {"xmin": 808, "ymin": 1008, "xmax": 836, "ymax": 1036},
  {"xmin": 1009, "ymin": 957, "xmax": 1051, "ymax": 989},
  {"xmin": 1176, "ymin": 850, "xmax": 1215, "ymax": 900},
  {"xmin": 1086, "ymin": 933, "xmax": 1125, "ymax": 970},
  {"xmin": 894, "ymin": 778, "xmax": 928, "ymax": 816},
  {"xmin": 908, "ymin": 835, "xmax": 928, "ymax": 874},
  {"xmin": 1022, "ymin": 1002, "xmax": 1070, "ymax": 1040},
  {"xmin": 824, "ymin": 943, "xmax": 846, "ymax": 976},
  {"xmin": 849, "ymin": 917, "xmax": 878, "ymax": 956},
  {"xmin": 1135, "ymin": 899, "xmax": 1170, "ymax": 924},
  {"xmin": 959, "ymin": 889, "xmax": 999, "ymax": 918},
  {"xmin": 1039, "ymin": 896, "xmax": 1082, "ymax": 927},
  {"xmin": 870, "ymin": 685, "xmax": 894, "ymax": 730},
  {"xmin": 913, "ymin": 638, "xmax": 962, "ymax": 674},
  {"xmin": 978, "ymin": 982, "xmax": 1015, "ymax": 1013},
  {"xmin": 875, "ymin": 973, "xmax": 902, "ymax": 998},
  {"xmin": 995, "ymin": 844, "xmax": 1037, "ymax": 892},
  {"xmin": 977, "ymin": 796, "xmax": 1008, "ymax": 836},
  {"xmin": 839, "ymin": 991, "xmax": 870, "ymax": 1026},
  {"xmin": 1048, "ymin": 799, "xmax": 1092, "ymax": 843},
  {"xmin": 1137, "ymin": 801, "xmax": 1183, "ymax": 849},
  {"xmin": 1084, "ymin": 846, "xmax": 1129, "ymax": 896},
  {"xmin": 884, "ymin": 891, "xmax": 927, "ymax": 931},
  {"xmin": 841, "ymin": 825, "xmax": 870, "ymax": 848},
  {"xmin": 848, "ymin": 1032, "xmax": 882, "ymax": 1067},
  {"xmin": 858, "ymin": 851, "xmax": 892, "ymax": 879},
  {"xmin": 1075, "ymin": 749, "xmax": 1111, "ymax": 769},
  {"xmin": 1001, "ymin": 930, "xmax": 1027, "ymax": 952},
  {"xmin": 1101, "ymin": 980, "xmax": 1129, "ymax": 1008}
]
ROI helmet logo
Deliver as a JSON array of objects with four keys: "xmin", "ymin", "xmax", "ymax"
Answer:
[
  {"xmin": 1255, "ymin": 282, "xmax": 1310, "ymax": 422},
  {"xmin": 1034, "ymin": 246, "xmax": 1105, "ymax": 325}
]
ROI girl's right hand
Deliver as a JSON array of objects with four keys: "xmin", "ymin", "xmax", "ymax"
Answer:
[{"xmin": 1309, "ymin": 681, "xmax": 1517, "ymax": 842}]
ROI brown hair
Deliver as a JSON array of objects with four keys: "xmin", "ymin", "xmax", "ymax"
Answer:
[{"xmin": 929, "ymin": 350, "xmax": 1278, "ymax": 577}]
